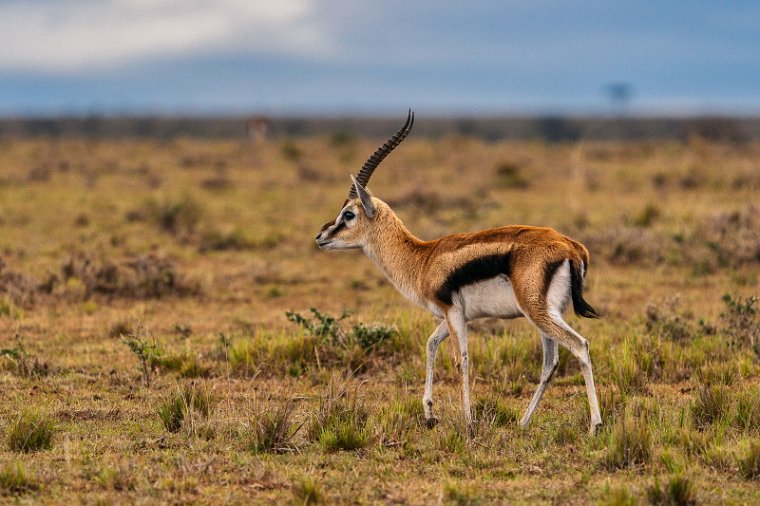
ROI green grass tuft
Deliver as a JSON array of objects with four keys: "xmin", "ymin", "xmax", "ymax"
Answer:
[
  {"xmin": 690, "ymin": 384, "xmax": 730, "ymax": 430},
  {"xmin": 604, "ymin": 412, "xmax": 651, "ymax": 470},
  {"xmin": 0, "ymin": 461, "xmax": 38, "ymax": 495},
  {"xmin": 309, "ymin": 379, "xmax": 369, "ymax": 452},
  {"xmin": 647, "ymin": 475, "xmax": 696, "ymax": 505},
  {"xmin": 7, "ymin": 411, "xmax": 54, "ymax": 453},
  {"xmin": 247, "ymin": 400, "xmax": 299, "ymax": 453},
  {"xmin": 292, "ymin": 475, "xmax": 324, "ymax": 505},
  {"xmin": 157, "ymin": 383, "xmax": 215, "ymax": 433},
  {"xmin": 737, "ymin": 440, "xmax": 760, "ymax": 480}
]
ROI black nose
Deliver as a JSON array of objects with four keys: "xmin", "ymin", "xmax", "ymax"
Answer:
[{"xmin": 315, "ymin": 233, "xmax": 321, "ymax": 240}]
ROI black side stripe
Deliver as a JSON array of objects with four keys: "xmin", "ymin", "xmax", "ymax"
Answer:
[{"xmin": 435, "ymin": 253, "xmax": 512, "ymax": 305}]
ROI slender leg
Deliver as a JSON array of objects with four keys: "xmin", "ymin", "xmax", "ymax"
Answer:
[
  {"xmin": 555, "ymin": 316, "xmax": 602, "ymax": 434},
  {"xmin": 519, "ymin": 332, "xmax": 559, "ymax": 427},
  {"xmin": 540, "ymin": 312, "xmax": 602, "ymax": 434},
  {"xmin": 423, "ymin": 321, "xmax": 449, "ymax": 428},
  {"xmin": 445, "ymin": 309, "xmax": 472, "ymax": 431}
]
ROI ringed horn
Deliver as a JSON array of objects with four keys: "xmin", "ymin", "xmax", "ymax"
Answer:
[{"xmin": 347, "ymin": 109, "xmax": 415, "ymax": 199}]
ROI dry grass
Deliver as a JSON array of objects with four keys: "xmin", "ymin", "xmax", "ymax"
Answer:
[{"xmin": 0, "ymin": 134, "xmax": 759, "ymax": 503}]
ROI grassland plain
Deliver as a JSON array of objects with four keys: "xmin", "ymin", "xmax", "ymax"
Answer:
[{"xmin": 0, "ymin": 132, "xmax": 759, "ymax": 504}]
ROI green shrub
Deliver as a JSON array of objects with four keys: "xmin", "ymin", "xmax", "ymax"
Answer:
[
  {"xmin": 352, "ymin": 322, "xmax": 397, "ymax": 352},
  {"xmin": 7, "ymin": 411, "xmax": 54, "ymax": 452},
  {"xmin": 0, "ymin": 338, "xmax": 49, "ymax": 378},
  {"xmin": 121, "ymin": 324, "xmax": 163, "ymax": 387}
]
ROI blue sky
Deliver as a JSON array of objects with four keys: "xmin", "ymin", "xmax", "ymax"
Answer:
[{"xmin": 1, "ymin": 0, "xmax": 759, "ymax": 116}]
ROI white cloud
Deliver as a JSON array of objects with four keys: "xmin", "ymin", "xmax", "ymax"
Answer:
[{"xmin": 0, "ymin": 0, "xmax": 334, "ymax": 72}]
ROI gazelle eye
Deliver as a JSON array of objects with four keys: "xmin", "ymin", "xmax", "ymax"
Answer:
[{"xmin": 343, "ymin": 211, "xmax": 355, "ymax": 221}]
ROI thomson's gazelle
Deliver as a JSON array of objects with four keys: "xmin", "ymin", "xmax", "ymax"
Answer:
[{"xmin": 316, "ymin": 111, "xmax": 602, "ymax": 434}]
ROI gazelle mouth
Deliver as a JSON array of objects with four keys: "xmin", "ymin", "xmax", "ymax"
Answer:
[{"xmin": 316, "ymin": 239, "xmax": 332, "ymax": 248}]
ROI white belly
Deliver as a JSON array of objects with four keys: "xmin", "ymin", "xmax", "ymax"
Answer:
[{"xmin": 459, "ymin": 275, "xmax": 523, "ymax": 320}]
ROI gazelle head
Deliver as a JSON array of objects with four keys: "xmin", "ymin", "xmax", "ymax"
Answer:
[{"xmin": 315, "ymin": 110, "xmax": 414, "ymax": 251}]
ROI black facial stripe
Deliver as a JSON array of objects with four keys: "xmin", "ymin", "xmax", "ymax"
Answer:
[
  {"xmin": 435, "ymin": 252, "xmax": 512, "ymax": 306},
  {"xmin": 332, "ymin": 220, "xmax": 346, "ymax": 234}
]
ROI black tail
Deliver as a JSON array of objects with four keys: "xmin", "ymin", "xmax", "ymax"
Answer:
[{"xmin": 570, "ymin": 260, "xmax": 600, "ymax": 318}]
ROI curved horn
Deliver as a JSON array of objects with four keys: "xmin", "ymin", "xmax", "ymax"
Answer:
[{"xmin": 348, "ymin": 109, "xmax": 414, "ymax": 198}]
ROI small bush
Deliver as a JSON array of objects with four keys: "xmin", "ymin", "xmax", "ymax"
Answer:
[
  {"xmin": 157, "ymin": 351, "xmax": 212, "ymax": 378},
  {"xmin": 0, "ymin": 338, "xmax": 50, "ymax": 378},
  {"xmin": 737, "ymin": 440, "xmax": 760, "ymax": 480},
  {"xmin": 198, "ymin": 228, "xmax": 256, "ymax": 252},
  {"xmin": 720, "ymin": 293, "xmax": 759, "ymax": 351},
  {"xmin": 691, "ymin": 384, "xmax": 730, "ymax": 430},
  {"xmin": 292, "ymin": 475, "xmax": 324, "ymax": 505},
  {"xmin": 646, "ymin": 475, "xmax": 696, "ymax": 505},
  {"xmin": 494, "ymin": 161, "xmax": 529, "ymax": 189},
  {"xmin": 247, "ymin": 400, "xmax": 299, "ymax": 453},
  {"xmin": 645, "ymin": 298, "xmax": 693, "ymax": 342},
  {"xmin": 146, "ymin": 195, "xmax": 202, "ymax": 236},
  {"xmin": 633, "ymin": 203, "xmax": 661, "ymax": 228},
  {"xmin": 108, "ymin": 319, "xmax": 134, "ymax": 338},
  {"xmin": 280, "ymin": 139, "xmax": 302, "ymax": 162},
  {"xmin": 604, "ymin": 412, "xmax": 651, "ymax": 470},
  {"xmin": 7, "ymin": 411, "xmax": 54, "ymax": 452},
  {"xmin": 0, "ymin": 461, "xmax": 38, "ymax": 495},
  {"xmin": 352, "ymin": 322, "xmax": 397, "ymax": 352},
  {"xmin": 121, "ymin": 324, "xmax": 163, "ymax": 387},
  {"xmin": 59, "ymin": 253, "xmax": 200, "ymax": 300},
  {"xmin": 286, "ymin": 308, "xmax": 349, "ymax": 340}
]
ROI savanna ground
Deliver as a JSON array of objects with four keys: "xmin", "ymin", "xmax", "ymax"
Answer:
[{"xmin": 1, "ymin": 128, "xmax": 760, "ymax": 505}]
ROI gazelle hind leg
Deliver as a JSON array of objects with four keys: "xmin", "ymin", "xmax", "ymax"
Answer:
[
  {"xmin": 538, "ymin": 312, "xmax": 602, "ymax": 434},
  {"xmin": 519, "ymin": 332, "xmax": 559, "ymax": 427},
  {"xmin": 444, "ymin": 308, "xmax": 473, "ymax": 431},
  {"xmin": 422, "ymin": 321, "xmax": 449, "ymax": 428}
]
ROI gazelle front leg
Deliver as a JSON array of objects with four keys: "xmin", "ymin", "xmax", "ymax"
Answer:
[
  {"xmin": 423, "ymin": 321, "xmax": 449, "ymax": 428},
  {"xmin": 445, "ymin": 308, "xmax": 472, "ymax": 431}
]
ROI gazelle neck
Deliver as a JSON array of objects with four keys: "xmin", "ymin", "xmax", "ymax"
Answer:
[{"xmin": 362, "ymin": 203, "xmax": 428, "ymax": 304}]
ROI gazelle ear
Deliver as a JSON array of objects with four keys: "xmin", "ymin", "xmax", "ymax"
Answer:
[{"xmin": 351, "ymin": 175, "xmax": 376, "ymax": 219}]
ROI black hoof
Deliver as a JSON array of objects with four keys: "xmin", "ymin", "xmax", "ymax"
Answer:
[{"xmin": 425, "ymin": 416, "xmax": 439, "ymax": 429}]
